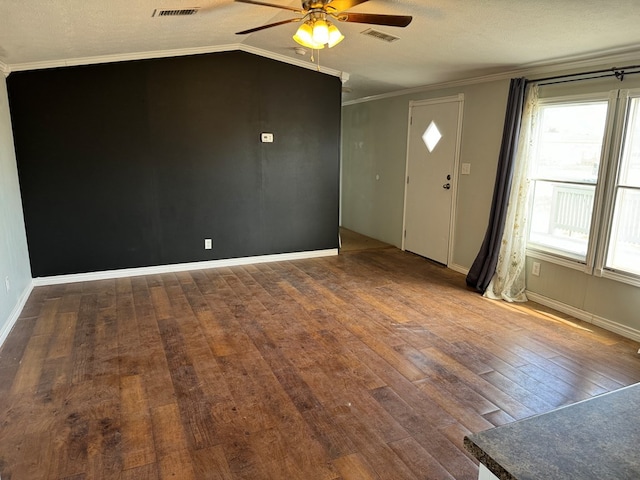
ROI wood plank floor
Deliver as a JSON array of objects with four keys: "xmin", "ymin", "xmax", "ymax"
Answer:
[
  {"xmin": 1, "ymin": 248, "xmax": 640, "ymax": 479},
  {"xmin": 339, "ymin": 228, "xmax": 391, "ymax": 252}
]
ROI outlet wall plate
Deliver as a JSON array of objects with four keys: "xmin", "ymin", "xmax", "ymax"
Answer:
[{"xmin": 532, "ymin": 262, "xmax": 541, "ymax": 276}]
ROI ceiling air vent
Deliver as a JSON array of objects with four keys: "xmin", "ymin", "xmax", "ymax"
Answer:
[
  {"xmin": 360, "ymin": 28, "xmax": 400, "ymax": 43},
  {"xmin": 152, "ymin": 8, "xmax": 199, "ymax": 17}
]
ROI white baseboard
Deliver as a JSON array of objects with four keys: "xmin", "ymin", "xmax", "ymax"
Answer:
[
  {"xmin": 525, "ymin": 291, "xmax": 591, "ymax": 322},
  {"xmin": 0, "ymin": 280, "xmax": 34, "ymax": 349},
  {"xmin": 590, "ymin": 314, "xmax": 640, "ymax": 344},
  {"xmin": 525, "ymin": 290, "xmax": 640, "ymax": 343},
  {"xmin": 33, "ymin": 249, "xmax": 339, "ymax": 286},
  {"xmin": 448, "ymin": 263, "xmax": 469, "ymax": 275}
]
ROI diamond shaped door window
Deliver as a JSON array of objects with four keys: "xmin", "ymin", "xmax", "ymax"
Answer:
[{"xmin": 422, "ymin": 121, "xmax": 442, "ymax": 153}]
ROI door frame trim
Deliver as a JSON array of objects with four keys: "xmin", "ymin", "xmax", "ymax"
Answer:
[{"xmin": 401, "ymin": 94, "xmax": 465, "ymax": 266}]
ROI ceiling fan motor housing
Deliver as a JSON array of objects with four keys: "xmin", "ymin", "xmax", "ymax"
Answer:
[{"xmin": 303, "ymin": 1, "xmax": 332, "ymax": 10}]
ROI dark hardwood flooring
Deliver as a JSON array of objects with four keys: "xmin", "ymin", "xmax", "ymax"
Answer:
[{"xmin": 1, "ymin": 247, "xmax": 640, "ymax": 479}]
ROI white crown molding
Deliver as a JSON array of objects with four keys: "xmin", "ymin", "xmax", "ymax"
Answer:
[
  {"xmin": 240, "ymin": 44, "xmax": 343, "ymax": 79},
  {"xmin": 342, "ymin": 47, "xmax": 640, "ymax": 106},
  {"xmin": 32, "ymin": 249, "xmax": 338, "ymax": 286},
  {"xmin": 6, "ymin": 43, "xmax": 345, "ymax": 79},
  {"xmin": 520, "ymin": 45, "xmax": 640, "ymax": 75},
  {"xmin": 7, "ymin": 44, "xmax": 238, "ymax": 72}
]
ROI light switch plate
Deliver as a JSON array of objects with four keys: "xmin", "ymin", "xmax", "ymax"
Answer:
[
  {"xmin": 461, "ymin": 163, "xmax": 471, "ymax": 175},
  {"xmin": 261, "ymin": 133, "xmax": 274, "ymax": 143}
]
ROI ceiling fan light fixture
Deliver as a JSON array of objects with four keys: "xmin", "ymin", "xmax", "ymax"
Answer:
[
  {"xmin": 293, "ymin": 17, "xmax": 343, "ymax": 50},
  {"xmin": 235, "ymin": 0, "xmax": 412, "ymax": 50},
  {"xmin": 327, "ymin": 23, "xmax": 344, "ymax": 48},
  {"xmin": 312, "ymin": 18, "xmax": 330, "ymax": 45},
  {"xmin": 293, "ymin": 22, "xmax": 325, "ymax": 49}
]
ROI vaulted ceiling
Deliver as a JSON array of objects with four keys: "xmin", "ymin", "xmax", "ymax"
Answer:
[{"xmin": 2, "ymin": 0, "xmax": 640, "ymax": 102}]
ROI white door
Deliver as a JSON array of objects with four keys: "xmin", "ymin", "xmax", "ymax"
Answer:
[{"xmin": 403, "ymin": 95, "xmax": 463, "ymax": 264}]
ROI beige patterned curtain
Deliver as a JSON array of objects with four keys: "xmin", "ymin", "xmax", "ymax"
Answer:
[{"xmin": 484, "ymin": 85, "xmax": 539, "ymax": 302}]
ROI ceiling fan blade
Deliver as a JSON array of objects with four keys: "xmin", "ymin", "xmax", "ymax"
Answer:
[
  {"xmin": 234, "ymin": 0, "xmax": 304, "ymax": 14},
  {"xmin": 325, "ymin": 0, "xmax": 369, "ymax": 13},
  {"xmin": 338, "ymin": 12, "xmax": 412, "ymax": 27},
  {"xmin": 236, "ymin": 17, "xmax": 302, "ymax": 34}
]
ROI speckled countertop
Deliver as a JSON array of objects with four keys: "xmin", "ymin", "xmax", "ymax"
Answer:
[{"xmin": 464, "ymin": 383, "xmax": 640, "ymax": 480}]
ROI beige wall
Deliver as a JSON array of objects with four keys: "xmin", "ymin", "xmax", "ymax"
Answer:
[
  {"xmin": 341, "ymin": 78, "xmax": 510, "ymax": 270},
  {"xmin": 341, "ymin": 66, "xmax": 640, "ymax": 339},
  {"xmin": 0, "ymin": 74, "xmax": 32, "ymax": 340},
  {"xmin": 526, "ymin": 258, "xmax": 640, "ymax": 334}
]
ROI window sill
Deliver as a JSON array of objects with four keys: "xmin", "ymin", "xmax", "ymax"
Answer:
[
  {"xmin": 526, "ymin": 248, "xmax": 589, "ymax": 273},
  {"xmin": 527, "ymin": 248, "xmax": 640, "ymax": 289},
  {"xmin": 597, "ymin": 268, "xmax": 640, "ymax": 289}
]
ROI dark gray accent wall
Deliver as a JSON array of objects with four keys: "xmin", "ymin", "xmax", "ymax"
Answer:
[{"xmin": 8, "ymin": 51, "xmax": 341, "ymax": 277}]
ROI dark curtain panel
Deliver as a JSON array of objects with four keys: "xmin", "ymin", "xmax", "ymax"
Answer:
[{"xmin": 466, "ymin": 77, "xmax": 527, "ymax": 293}]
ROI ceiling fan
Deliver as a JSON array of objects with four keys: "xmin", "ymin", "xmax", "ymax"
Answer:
[{"xmin": 234, "ymin": 0, "xmax": 413, "ymax": 49}]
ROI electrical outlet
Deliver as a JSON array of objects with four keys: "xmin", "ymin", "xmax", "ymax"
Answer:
[
  {"xmin": 4, "ymin": 276, "xmax": 9, "ymax": 293},
  {"xmin": 532, "ymin": 262, "xmax": 541, "ymax": 276},
  {"xmin": 204, "ymin": 238, "xmax": 212, "ymax": 250}
]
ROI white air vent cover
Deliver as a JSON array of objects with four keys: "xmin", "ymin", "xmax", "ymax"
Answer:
[
  {"xmin": 152, "ymin": 8, "xmax": 199, "ymax": 17},
  {"xmin": 360, "ymin": 28, "xmax": 400, "ymax": 43}
]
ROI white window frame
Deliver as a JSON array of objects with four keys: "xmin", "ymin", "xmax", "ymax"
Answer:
[
  {"xmin": 594, "ymin": 88, "xmax": 640, "ymax": 287},
  {"xmin": 526, "ymin": 89, "xmax": 640, "ymax": 287}
]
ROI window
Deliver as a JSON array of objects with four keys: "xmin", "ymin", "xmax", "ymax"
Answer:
[
  {"xmin": 604, "ymin": 94, "xmax": 640, "ymax": 277},
  {"xmin": 528, "ymin": 99, "xmax": 609, "ymax": 260},
  {"xmin": 527, "ymin": 89, "xmax": 640, "ymax": 285}
]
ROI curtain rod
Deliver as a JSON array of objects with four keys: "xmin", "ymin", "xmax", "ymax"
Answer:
[{"xmin": 527, "ymin": 64, "xmax": 640, "ymax": 86}]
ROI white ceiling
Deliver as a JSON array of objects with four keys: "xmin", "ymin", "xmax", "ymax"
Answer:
[{"xmin": 2, "ymin": 0, "xmax": 640, "ymax": 102}]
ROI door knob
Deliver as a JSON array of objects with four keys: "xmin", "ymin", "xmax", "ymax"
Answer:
[{"xmin": 443, "ymin": 183, "xmax": 451, "ymax": 190}]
